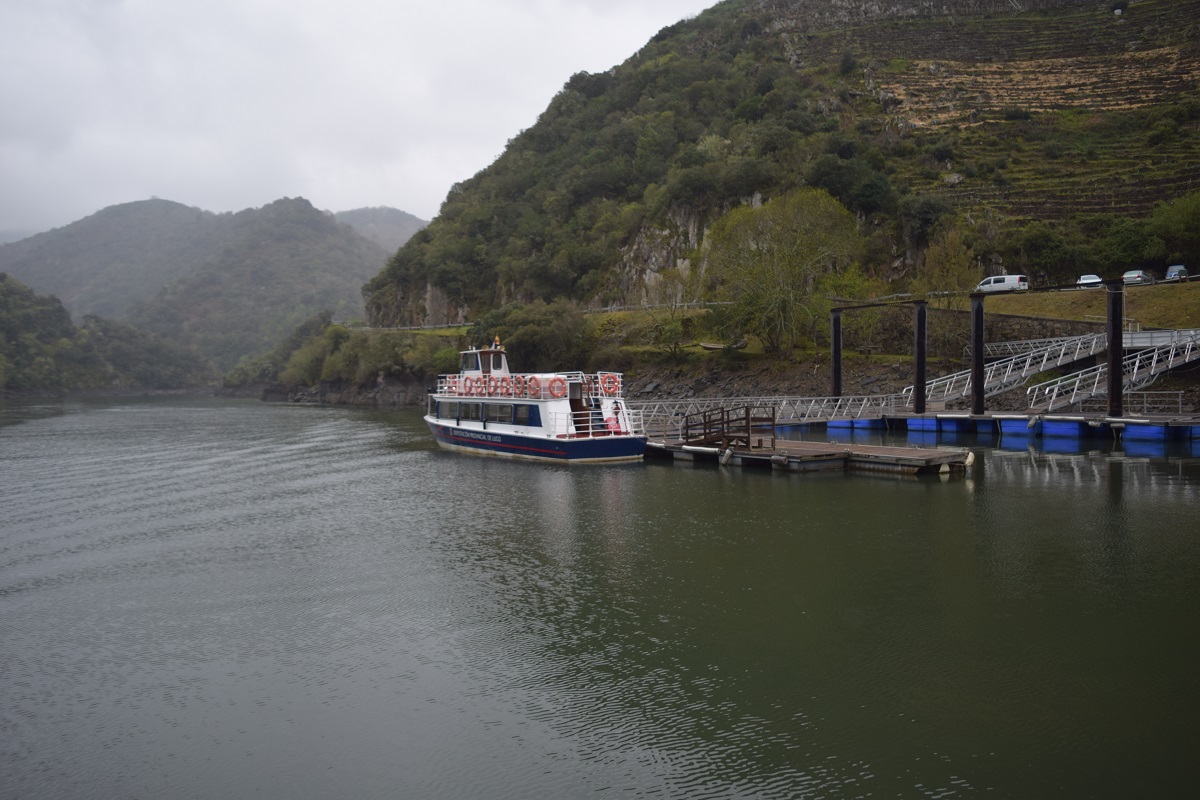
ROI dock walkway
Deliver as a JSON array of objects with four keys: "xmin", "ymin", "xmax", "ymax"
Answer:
[
  {"xmin": 647, "ymin": 437, "xmax": 972, "ymax": 475},
  {"xmin": 646, "ymin": 403, "xmax": 973, "ymax": 475}
]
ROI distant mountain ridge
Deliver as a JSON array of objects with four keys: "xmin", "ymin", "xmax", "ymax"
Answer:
[
  {"xmin": 334, "ymin": 207, "xmax": 427, "ymax": 253},
  {"xmin": 0, "ymin": 229, "xmax": 40, "ymax": 246},
  {"xmin": 0, "ymin": 198, "xmax": 427, "ymax": 370},
  {"xmin": 0, "ymin": 200, "xmax": 223, "ymax": 319}
]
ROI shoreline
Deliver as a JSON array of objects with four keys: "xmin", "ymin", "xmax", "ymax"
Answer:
[{"xmin": 7, "ymin": 358, "xmax": 1197, "ymax": 415}]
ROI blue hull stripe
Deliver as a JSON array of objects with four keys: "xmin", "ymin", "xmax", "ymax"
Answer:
[{"xmin": 427, "ymin": 421, "xmax": 645, "ymax": 462}]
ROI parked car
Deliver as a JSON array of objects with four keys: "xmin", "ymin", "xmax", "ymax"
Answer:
[
  {"xmin": 1075, "ymin": 274, "xmax": 1102, "ymax": 288},
  {"xmin": 974, "ymin": 274, "xmax": 1030, "ymax": 293},
  {"xmin": 1165, "ymin": 264, "xmax": 1188, "ymax": 282},
  {"xmin": 1122, "ymin": 270, "xmax": 1155, "ymax": 285}
]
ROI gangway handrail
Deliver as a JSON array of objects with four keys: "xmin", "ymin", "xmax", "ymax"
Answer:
[
  {"xmin": 1026, "ymin": 332, "xmax": 1200, "ymax": 411},
  {"xmin": 628, "ymin": 393, "xmax": 908, "ymax": 435},
  {"xmin": 907, "ymin": 333, "xmax": 1107, "ymax": 406},
  {"xmin": 969, "ymin": 336, "xmax": 1090, "ymax": 359}
]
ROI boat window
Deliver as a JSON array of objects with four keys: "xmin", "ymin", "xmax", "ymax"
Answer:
[
  {"xmin": 491, "ymin": 353, "xmax": 504, "ymax": 371},
  {"xmin": 513, "ymin": 405, "xmax": 531, "ymax": 426},
  {"xmin": 460, "ymin": 403, "xmax": 481, "ymax": 421},
  {"xmin": 441, "ymin": 401, "xmax": 459, "ymax": 418},
  {"xmin": 460, "ymin": 352, "xmax": 479, "ymax": 372},
  {"xmin": 484, "ymin": 403, "xmax": 513, "ymax": 424}
]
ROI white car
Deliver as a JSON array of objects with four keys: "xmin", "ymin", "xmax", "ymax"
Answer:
[
  {"xmin": 1076, "ymin": 274, "xmax": 1102, "ymax": 288},
  {"xmin": 974, "ymin": 274, "xmax": 1029, "ymax": 293}
]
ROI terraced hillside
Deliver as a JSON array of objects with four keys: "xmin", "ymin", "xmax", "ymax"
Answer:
[{"xmin": 776, "ymin": 0, "xmax": 1200, "ymax": 220}]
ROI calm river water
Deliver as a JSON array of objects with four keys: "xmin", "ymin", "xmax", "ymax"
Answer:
[{"xmin": 2, "ymin": 397, "xmax": 1198, "ymax": 798}]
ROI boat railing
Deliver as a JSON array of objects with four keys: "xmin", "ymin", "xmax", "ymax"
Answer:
[
  {"xmin": 437, "ymin": 371, "xmax": 629, "ymax": 401},
  {"xmin": 543, "ymin": 408, "xmax": 645, "ymax": 438}
]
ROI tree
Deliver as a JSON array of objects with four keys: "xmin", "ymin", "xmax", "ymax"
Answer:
[
  {"xmin": 911, "ymin": 225, "xmax": 983, "ymax": 356},
  {"xmin": 1145, "ymin": 191, "xmax": 1200, "ymax": 267},
  {"xmin": 467, "ymin": 300, "xmax": 593, "ymax": 372},
  {"xmin": 912, "ymin": 226, "xmax": 981, "ymax": 309},
  {"xmin": 899, "ymin": 195, "xmax": 951, "ymax": 251},
  {"xmin": 703, "ymin": 188, "xmax": 862, "ymax": 354}
]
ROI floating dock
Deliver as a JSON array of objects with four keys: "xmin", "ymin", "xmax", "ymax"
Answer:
[
  {"xmin": 646, "ymin": 438, "xmax": 973, "ymax": 475},
  {"xmin": 646, "ymin": 404, "xmax": 973, "ymax": 475}
]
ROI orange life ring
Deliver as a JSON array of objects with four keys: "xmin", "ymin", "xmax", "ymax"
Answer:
[
  {"xmin": 499, "ymin": 376, "xmax": 512, "ymax": 396},
  {"xmin": 601, "ymin": 374, "xmax": 620, "ymax": 396},
  {"xmin": 526, "ymin": 376, "xmax": 541, "ymax": 397},
  {"xmin": 487, "ymin": 376, "xmax": 499, "ymax": 396},
  {"xmin": 462, "ymin": 376, "xmax": 474, "ymax": 396},
  {"xmin": 548, "ymin": 377, "xmax": 567, "ymax": 399},
  {"xmin": 512, "ymin": 375, "xmax": 526, "ymax": 397}
]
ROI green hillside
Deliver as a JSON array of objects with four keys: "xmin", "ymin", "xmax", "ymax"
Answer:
[
  {"xmin": 0, "ymin": 273, "xmax": 214, "ymax": 394},
  {"xmin": 987, "ymin": 278, "xmax": 1200, "ymax": 330},
  {"xmin": 365, "ymin": 0, "xmax": 1200, "ymax": 328}
]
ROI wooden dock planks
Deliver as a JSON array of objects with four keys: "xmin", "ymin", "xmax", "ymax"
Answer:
[{"xmin": 646, "ymin": 437, "xmax": 972, "ymax": 475}]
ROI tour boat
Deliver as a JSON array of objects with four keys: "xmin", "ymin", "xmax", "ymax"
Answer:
[{"xmin": 425, "ymin": 339, "xmax": 647, "ymax": 463}]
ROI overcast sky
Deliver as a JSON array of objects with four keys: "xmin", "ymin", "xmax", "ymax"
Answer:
[{"xmin": 0, "ymin": 0, "xmax": 717, "ymax": 236}]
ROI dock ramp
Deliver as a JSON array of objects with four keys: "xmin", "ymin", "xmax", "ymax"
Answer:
[
  {"xmin": 1027, "ymin": 330, "xmax": 1200, "ymax": 411},
  {"xmin": 904, "ymin": 333, "xmax": 1107, "ymax": 406}
]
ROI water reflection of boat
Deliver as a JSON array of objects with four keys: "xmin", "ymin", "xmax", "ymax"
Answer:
[{"xmin": 425, "ymin": 340, "xmax": 647, "ymax": 463}]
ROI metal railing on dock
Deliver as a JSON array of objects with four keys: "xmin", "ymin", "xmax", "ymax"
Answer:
[{"xmin": 630, "ymin": 393, "xmax": 907, "ymax": 436}]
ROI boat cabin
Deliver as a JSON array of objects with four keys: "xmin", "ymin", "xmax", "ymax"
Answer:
[{"xmin": 459, "ymin": 341, "xmax": 510, "ymax": 379}]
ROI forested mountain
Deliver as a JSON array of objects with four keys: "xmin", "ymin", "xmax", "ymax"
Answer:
[
  {"xmin": 365, "ymin": 0, "xmax": 1200, "ymax": 327},
  {"xmin": 0, "ymin": 199, "xmax": 223, "ymax": 319},
  {"xmin": 0, "ymin": 273, "xmax": 214, "ymax": 394},
  {"xmin": 335, "ymin": 207, "xmax": 427, "ymax": 253},
  {"xmin": 120, "ymin": 198, "xmax": 392, "ymax": 369},
  {"xmin": 0, "ymin": 197, "xmax": 420, "ymax": 370}
]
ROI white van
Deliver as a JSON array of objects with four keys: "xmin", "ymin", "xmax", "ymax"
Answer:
[{"xmin": 974, "ymin": 274, "xmax": 1029, "ymax": 293}]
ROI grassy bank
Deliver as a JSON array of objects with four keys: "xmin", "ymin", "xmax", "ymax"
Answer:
[{"xmin": 985, "ymin": 280, "xmax": 1200, "ymax": 330}]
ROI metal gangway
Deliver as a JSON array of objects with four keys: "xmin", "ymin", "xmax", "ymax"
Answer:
[
  {"xmin": 905, "ymin": 333, "xmax": 1108, "ymax": 407},
  {"xmin": 627, "ymin": 393, "xmax": 908, "ymax": 438},
  {"xmin": 972, "ymin": 335, "xmax": 1097, "ymax": 359},
  {"xmin": 1026, "ymin": 330, "xmax": 1200, "ymax": 412}
]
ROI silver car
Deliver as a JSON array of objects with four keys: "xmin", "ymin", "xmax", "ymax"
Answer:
[{"xmin": 1122, "ymin": 270, "xmax": 1155, "ymax": 285}]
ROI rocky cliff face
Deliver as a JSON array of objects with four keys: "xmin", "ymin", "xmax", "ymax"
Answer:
[{"xmin": 617, "ymin": 206, "xmax": 708, "ymax": 306}]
